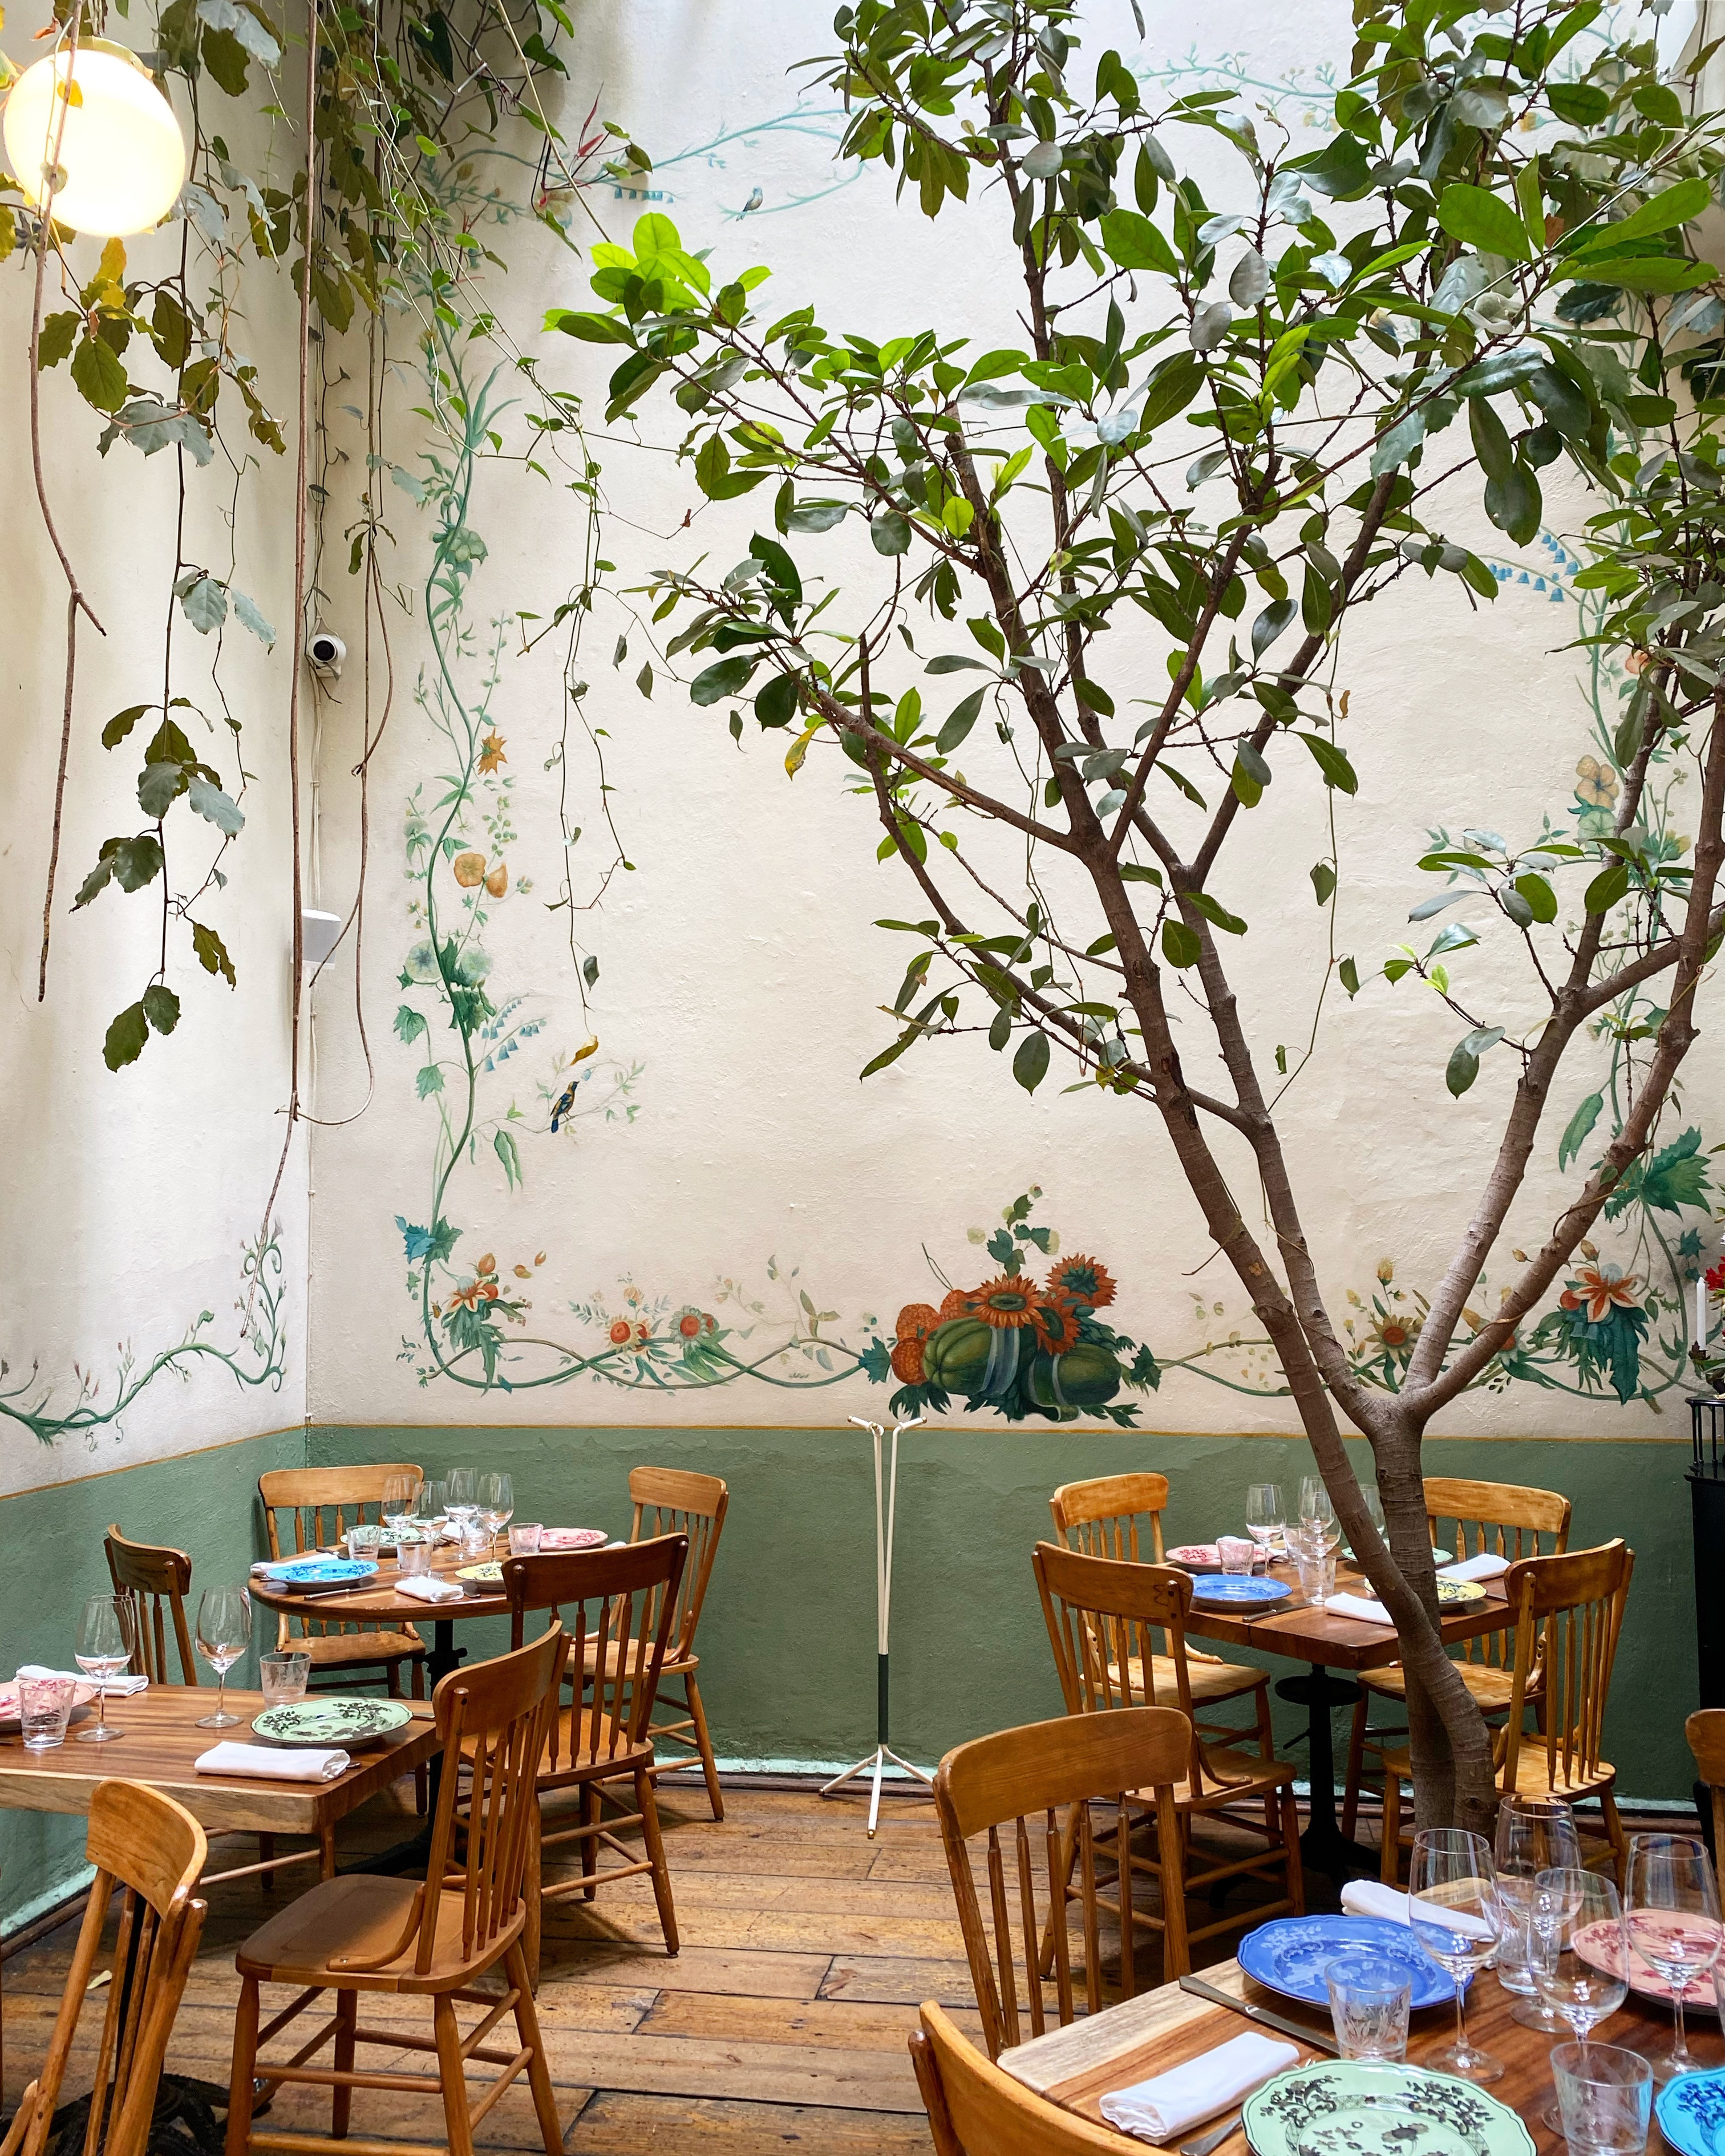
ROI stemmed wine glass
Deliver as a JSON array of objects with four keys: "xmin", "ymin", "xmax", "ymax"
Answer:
[
  {"xmin": 1410, "ymin": 1826, "xmax": 1504, "ymax": 2082},
  {"xmin": 194, "ymin": 1584, "xmax": 252, "ymax": 1729},
  {"xmin": 445, "ymin": 1468, "xmax": 477, "ymax": 1535},
  {"xmin": 1297, "ymin": 1476, "xmax": 1341, "ymax": 1551},
  {"xmin": 414, "ymin": 1480, "xmax": 448, "ymax": 1543},
  {"xmin": 1496, "ymin": 1793, "xmax": 1581, "ymax": 2024},
  {"xmin": 1626, "ymin": 1832, "xmax": 1723, "ymax": 2082},
  {"xmin": 1245, "ymin": 1484, "xmax": 1285, "ymax": 1567},
  {"xmin": 74, "ymin": 1594, "xmax": 135, "ymax": 1745},
  {"xmin": 478, "ymin": 1472, "xmax": 514, "ymax": 1554},
  {"xmin": 1532, "ymin": 1867, "xmax": 1630, "ymax": 2130},
  {"xmin": 381, "ymin": 1472, "xmax": 419, "ymax": 1547}
]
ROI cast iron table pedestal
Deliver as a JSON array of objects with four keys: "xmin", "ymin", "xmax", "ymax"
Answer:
[{"xmin": 1275, "ymin": 1664, "xmax": 1373, "ymax": 1882}]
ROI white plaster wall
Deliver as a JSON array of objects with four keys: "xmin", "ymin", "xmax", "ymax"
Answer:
[
  {"xmin": 0, "ymin": 42, "xmax": 309, "ymax": 1496},
  {"xmin": 280, "ymin": 0, "xmax": 1720, "ymax": 1438}
]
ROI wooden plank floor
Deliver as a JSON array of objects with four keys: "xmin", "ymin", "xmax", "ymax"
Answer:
[{"xmin": 1, "ymin": 1770, "xmax": 1319, "ymax": 2155}]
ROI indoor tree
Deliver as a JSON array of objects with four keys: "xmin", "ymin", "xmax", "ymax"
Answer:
[{"xmin": 550, "ymin": 0, "xmax": 1725, "ymax": 1831}]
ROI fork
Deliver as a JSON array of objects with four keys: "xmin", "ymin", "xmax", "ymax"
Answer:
[{"xmin": 1179, "ymin": 2110, "xmax": 1242, "ymax": 2156}]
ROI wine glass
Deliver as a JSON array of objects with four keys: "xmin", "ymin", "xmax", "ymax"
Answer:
[
  {"xmin": 381, "ymin": 1472, "xmax": 419, "ymax": 1546},
  {"xmin": 445, "ymin": 1468, "xmax": 477, "ymax": 1531},
  {"xmin": 1532, "ymin": 1867, "xmax": 1630, "ymax": 2130},
  {"xmin": 74, "ymin": 1594, "xmax": 134, "ymax": 1745},
  {"xmin": 1245, "ymin": 1483, "xmax": 1285, "ymax": 1566},
  {"xmin": 478, "ymin": 1472, "xmax": 514, "ymax": 1553},
  {"xmin": 1298, "ymin": 1474, "xmax": 1340, "ymax": 1542},
  {"xmin": 194, "ymin": 1584, "xmax": 252, "ymax": 1729},
  {"xmin": 414, "ymin": 1480, "xmax": 448, "ymax": 1543},
  {"xmin": 1409, "ymin": 1826, "xmax": 1504, "ymax": 2082},
  {"xmin": 1626, "ymin": 1832, "xmax": 1723, "ymax": 2082},
  {"xmin": 1496, "ymin": 1793, "xmax": 1582, "ymax": 2024}
]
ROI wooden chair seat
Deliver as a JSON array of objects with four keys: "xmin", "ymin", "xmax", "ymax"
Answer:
[
  {"xmin": 1360, "ymin": 1660, "xmax": 1519, "ymax": 1713},
  {"xmin": 298, "ymin": 1626, "xmax": 424, "ymax": 1669},
  {"xmin": 1117, "ymin": 1653, "xmax": 1270, "ymax": 1708},
  {"xmin": 540, "ymin": 1704, "xmax": 655, "ymax": 1784},
  {"xmin": 1378, "ymin": 1739, "xmax": 1620, "ymax": 1807},
  {"xmin": 1139, "ymin": 1746, "xmax": 1298, "ymax": 1813},
  {"xmin": 235, "ymin": 1871, "xmax": 519, "ymax": 1993}
]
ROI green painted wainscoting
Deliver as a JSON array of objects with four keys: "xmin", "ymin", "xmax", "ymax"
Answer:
[
  {"xmin": 311, "ymin": 1423, "xmax": 1702, "ymax": 1808},
  {"xmin": 0, "ymin": 1425, "xmax": 304, "ymax": 1930}
]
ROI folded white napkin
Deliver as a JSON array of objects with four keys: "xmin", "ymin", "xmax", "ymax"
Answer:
[
  {"xmin": 195, "ymin": 1740, "xmax": 351, "ymax": 1782},
  {"xmin": 1100, "ymin": 2032, "xmax": 1298, "ymax": 2143},
  {"xmin": 1325, "ymin": 1592, "xmax": 1395, "ymax": 1626},
  {"xmin": 1439, "ymin": 1552, "xmax": 1510, "ymax": 1583},
  {"xmin": 395, "ymin": 1573, "xmax": 463, "ymax": 1604},
  {"xmin": 1340, "ymin": 1878, "xmax": 1492, "ymax": 1939},
  {"xmin": 17, "ymin": 1664, "xmax": 147, "ymax": 1696}
]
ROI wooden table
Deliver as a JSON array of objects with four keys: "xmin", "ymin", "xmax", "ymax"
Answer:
[
  {"xmin": 1000, "ymin": 1947, "xmax": 1722, "ymax": 2151},
  {"xmin": 246, "ymin": 1547, "xmax": 511, "ymax": 1687},
  {"xmin": 1183, "ymin": 1555, "xmax": 1514, "ymax": 1880}
]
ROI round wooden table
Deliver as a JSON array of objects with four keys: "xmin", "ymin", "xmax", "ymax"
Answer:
[{"xmin": 248, "ymin": 1543, "xmax": 509, "ymax": 1687}]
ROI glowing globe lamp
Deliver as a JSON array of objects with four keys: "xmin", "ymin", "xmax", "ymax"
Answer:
[{"xmin": 3, "ymin": 40, "xmax": 186, "ymax": 237}]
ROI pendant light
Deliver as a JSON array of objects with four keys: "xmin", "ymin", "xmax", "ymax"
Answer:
[{"xmin": 2, "ymin": 39, "xmax": 186, "ymax": 238}]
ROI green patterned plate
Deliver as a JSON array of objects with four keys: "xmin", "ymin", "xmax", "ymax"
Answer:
[
  {"xmin": 250, "ymin": 1697, "xmax": 414, "ymax": 1749},
  {"xmin": 1244, "ymin": 2061, "xmax": 1536, "ymax": 2156},
  {"xmin": 456, "ymin": 1560, "xmax": 503, "ymax": 1587},
  {"xmin": 345, "ymin": 1523, "xmax": 426, "ymax": 1550}
]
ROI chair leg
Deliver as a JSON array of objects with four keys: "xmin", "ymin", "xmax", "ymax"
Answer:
[
  {"xmin": 1281, "ymin": 1788, "xmax": 1306, "ymax": 1916},
  {"xmin": 684, "ymin": 1673, "xmax": 724, "ymax": 1822},
  {"xmin": 580, "ymin": 1785, "xmax": 599, "ymax": 1900},
  {"xmin": 1600, "ymin": 1786, "xmax": 1629, "ymax": 1886},
  {"xmin": 1156, "ymin": 1786, "xmax": 1191, "ymax": 1981},
  {"xmin": 1341, "ymin": 1693, "xmax": 1370, "ymax": 1841},
  {"xmin": 226, "ymin": 1975, "xmax": 261, "ymax": 2156},
  {"xmin": 331, "ymin": 1989, "xmax": 357, "ymax": 2138},
  {"xmin": 505, "ymin": 1942, "xmax": 562, "ymax": 2156},
  {"xmin": 636, "ymin": 1766, "xmax": 680, "ymax": 1956},
  {"xmin": 1380, "ymin": 1770, "xmax": 1404, "ymax": 1885},
  {"xmin": 1038, "ymin": 1805, "xmax": 1081, "ymax": 1979},
  {"xmin": 1254, "ymin": 1676, "xmax": 1275, "ymax": 1762},
  {"xmin": 432, "ymin": 1995, "xmax": 477, "ymax": 2156},
  {"xmin": 409, "ymin": 1658, "xmax": 427, "ymax": 1816}
]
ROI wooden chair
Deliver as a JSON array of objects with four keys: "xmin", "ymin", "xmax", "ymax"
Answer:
[
  {"xmin": 224, "ymin": 1626, "xmax": 568, "ymax": 2156},
  {"xmin": 105, "ymin": 1524, "xmax": 197, "ymax": 1683},
  {"xmin": 613, "ymin": 1466, "xmax": 728, "ymax": 1819},
  {"xmin": 2, "ymin": 1780, "xmax": 207, "ymax": 2156},
  {"xmin": 1342, "ymin": 1476, "xmax": 1572, "ymax": 1840},
  {"xmin": 1688, "ymin": 1710, "xmax": 1725, "ymax": 1858},
  {"xmin": 1033, "ymin": 1542, "xmax": 1304, "ymax": 1979},
  {"xmin": 1050, "ymin": 1473, "xmax": 1274, "ymax": 1760},
  {"xmin": 909, "ymin": 2001, "xmax": 1134, "ymax": 2156},
  {"xmin": 936, "ymin": 1707, "xmax": 1193, "ymax": 2057},
  {"xmin": 258, "ymin": 1464, "xmax": 428, "ymax": 1697},
  {"xmin": 104, "ymin": 1525, "xmax": 319, "ymax": 1892},
  {"xmin": 502, "ymin": 1535, "xmax": 688, "ymax": 1956},
  {"xmin": 1378, "ymin": 1539, "xmax": 1634, "ymax": 1884}
]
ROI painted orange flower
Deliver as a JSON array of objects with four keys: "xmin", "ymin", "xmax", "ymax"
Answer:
[
  {"xmin": 1560, "ymin": 1263, "xmax": 1642, "ymax": 1322},
  {"xmin": 890, "ymin": 1338, "xmax": 926, "ymax": 1385},
  {"xmin": 1369, "ymin": 1311, "xmax": 1421, "ymax": 1354},
  {"xmin": 896, "ymin": 1301, "xmax": 940, "ymax": 1344},
  {"xmin": 479, "ymin": 732, "xmax": 507, "ymax": 773},
  {"xmin": 970, "ymin": 1274, "xmax": 1040, "ymax": 1328},
  {"xmin": 485, "ymin": 862, "xmax": 509, "ymax": 898},
  {"xmin": 476, "ymin": 1254, "xmax": 496, "ymax": 1276},
  {"xmin": 453, "ymin": 851, "xmax": 487, "ymax": 888},
  {"xmin": 938, "ymin": 1288, "xmax": 973, "ymax": 1322},
  {"xmin": 1033, "ymin": 1291, "xmax": 1082, "ymax": 1355},
  {"xmin": 1049, "ymin": 1255, "xmax": 1116, "ymax": 1310},
  {"xmin": 449, "ymin": 1278, "xmax": 495, "ymax": 1312},
  {"xmin": 679, "ymin": 1312, "xmax": 703, "ymax": 1340},
  {"xmin": 608, "ymin": 1318, "xmax": 633, "ymax": 1346}
]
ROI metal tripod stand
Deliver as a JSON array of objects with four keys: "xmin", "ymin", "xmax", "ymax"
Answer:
[{"xmin": 820, "ymin": 1414, "xmax": 930, "ymax": 1836}]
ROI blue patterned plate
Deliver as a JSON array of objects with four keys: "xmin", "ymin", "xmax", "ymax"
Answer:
[
  {"xmin": 1244, "ymin": 2061, "xmax": 1533, "ymax": 2156},
  {"xmin": 1239, "ymin": 1914, "xmax": 1455, "ymax": 2008},
  {"xmin": 258, "ymin": 1558, "xmax": 379, "ymax": 1592},
  {"xmin": 1657, "ymin": 2066, "xmax": 1725, "ymax": 2156},
  {"xmin": 1189, "ymin": 1574, "xmax": 1292, "ymax": 1607}
]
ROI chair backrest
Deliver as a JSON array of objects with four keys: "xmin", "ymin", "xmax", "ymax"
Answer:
[
  {"xmin": 1033, "ymin": 1541, "xmax": 1221, "ymax": 1794},
  {"xmin": 258, "ymin": 1464, "xmax": 423, "ymax": 1650},
  {"xmin": 1423, "ymin": 1477, "xmax": 1572, "ymax": 1677},
  {"xmin": 1688, "ymin": 1710, "xmax": 1725, "ymax": 1857},
  {"xmin": 1500, "ymin": 1539, "xmax": 1634, "ymax": 1795},
  {"xmin": 8, "ymin": 1779, "xmax": 208, "ymax": 2156},
  {"xmin": 503, "ymin": 1534, "xmax": 689, "ymax": 1776},
  {"xmin": 1048, "ymin": 1473, "xmax": 1170, "ymax": 1563},
  {"xmin": 936, "ymin": 1708, "xmax": 1191, "ymax": 2058},
  {"xmin": 909, "ymin": 2001, "xmax": 1139, "ymax": 2155},
  {"xmin": 628, "ymin": 1466, "xmax": 728, "ymax": 1663},
  {"xmin": 104, "ymin": 1525, "xmax": 197, "ymax": 1685}
]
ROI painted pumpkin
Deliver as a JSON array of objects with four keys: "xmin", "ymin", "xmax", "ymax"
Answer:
[
  {"xmin": 921, "ymin": 1318, "xmax": 993, "ymax": 1395},
  {"xmin": 1029, "ymin": 1343, "xmax": 1121, "ymax": 1412}
]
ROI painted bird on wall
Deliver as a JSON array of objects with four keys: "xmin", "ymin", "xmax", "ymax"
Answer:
[{"xmin": 549, "ymin": 1036, "xmax": 600, "ymax": 1132}]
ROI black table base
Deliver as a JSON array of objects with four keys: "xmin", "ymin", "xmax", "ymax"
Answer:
[{"xmin": 1275, "ymin": 1664, "xmax": 1375, "ymax": 1883}]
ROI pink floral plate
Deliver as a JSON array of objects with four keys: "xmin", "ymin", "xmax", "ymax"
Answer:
[
  {"xmin": 0, "ymin": 1680, "xmax": 98, "ymax": 1733},
  {"xmin": 1576, "ymin": 1913, "xmax": 1723, "ymax": 2015},
  {"xmin": 1167, "ymin": 1543, "xmax": 1224, "ymax": 1573},
  {"xmin": 537, "ymin": 1527, "xmax": 608, "ymax": 1552}
]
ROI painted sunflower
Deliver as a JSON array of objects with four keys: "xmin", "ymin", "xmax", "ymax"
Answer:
[
  {"xmin": 1048, "ymin": 1255, "xmax": 1116, "ymax": 1310},
  {"xmin": 1032, "ymin": 1291, "xmax": 1083, "ymax": 1355},
  {"xmin": 969, "ymin": 1275, "xmax": 1042, "ymax": 1327},
  {"xmin": 1368, "ymin": 1310, "xmax": 1422, "ymax": 1355}
]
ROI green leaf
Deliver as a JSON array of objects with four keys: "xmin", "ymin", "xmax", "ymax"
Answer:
[
  {"xmin": 545, "ymin": 307, "xmax": 635, "ymax": 345},
  {"xmin": 1558, "ymin": 1091, "xmax": 1603, "ymax": 1173},
  {"xmin": 1371, "ymin": 407, "xmax": 1426, "ymax": 476},
  {"xmin": 871, "ymin": 508, "xmax": 913, "ymax": 555},
  {"xmin": 1311, "ymin": 861, "xmax": 1336, "ymax": 906},
  {"xmin": 1251, "ymin": 598, "xmax": 1297, "ymax": 658},
  {"xmin": 1339, "ymin": 957, "xmax": 1360, "ymax": 996},
  {"xmin": 1579, "ymin": 178, "xmax": 1711, "ymax": 255},
  {"xmin": 1138, "ymin": 352, "xmax": 1204, "ymax": 431},
  {"xmin": 137, "ymin": 759, "xmax": 187, "ymax": 817},
  {"xmin": 36, "ymin": 312, "xmax": 79, "ymax": 369},
  {"xmin": 1564, "ymin": 256, "xmax": 1714, "ymax": 295},
  {"xmin": 179, "ymin": 576, "xmax": 228, "ymax": 634},
  {"xmin": 1185, "ymin": 890, "xmax": 1246, "ymax": 935},
  {"xmin": 1098, "ymin": 207, "xmax": 1178, "ymax": 275},
  {"xmin": 1547, "ymin": 82, "xmax": 1610, "ymax": 126},
  {"xmin": 1585, "ymin": 861, "xmax": 1630, "ymax": 913},
  {"xmin": 1483, "ymin": 460, "xmax": 1542, "ymax": 546},
  {"xmin": 416, "ymin": 1064, "xmax": 445, "ymax": 1099},
  {"xmin": 494, "ymin": 1126, "xmax": 523, "ymax": 1191},
  {"xmin": 102, "ymin": 704, "xmax": 150, "ymax": 749},
  {"xmin": 103, "ymin": 1002, "xmax": 150, "ymax": 1071},
  {"xmin": 1161, "ymin": 919, "xmax": 1201, "ymax": 968},
  {"xmin": 754, "ymin": 672, "xmax": 798, "ymax": 730},
  {"xmin": 188, "ymin": 774, "xmax": 245, "ymax": 836},
  {"xmin": 70, "ymin": 332, "xmax": 129, "ymax": 414},
  {"xmin": 1436, "ymin": 183, "xmax": 1531, "ymax": 262},
  {"xmin": 937, "ymin": 685, "xmax": 987, "ymax": 753},
  {"xmin": 230, "ymin": 589, "xmax": 276, "ymax": 647},
  {"xmin": 1513, "ymin": 872, "xmax": 1557, "ymax": 923},
  {"xmin": 1468, "ymin": 396, "xmax": 1514, "ymax": 484},
  {"xmin": 143, "ymin": 983, "xmax": 180, "ymax": 1036},
  {"xmin": 1013, "ymin": 1028, "xmax": 1051, "ymax": 1093},
  {"xmin": 690, "ymin": 656, "xmax": 757, "ymax": 706},
  {"xmin": 1447, "ymin": 1038, "xmax": 1481, "ymax": 1097},
  {"xmin": 1298, "ymin": 732, "xmax": 1358, "ymax": 793},
  {"xmin": 193, "ymin": 921, "xmax": 236, "ymax": 986}
]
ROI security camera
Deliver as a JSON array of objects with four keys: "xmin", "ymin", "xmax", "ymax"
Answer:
[{"xmin": 307, "ymin": 630, "xmax": 346, "ymax": 679}]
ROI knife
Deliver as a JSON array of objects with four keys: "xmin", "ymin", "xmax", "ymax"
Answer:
[{"xmin": 1177, "ymin": 1975, "xmax": 1340, "ymax": 2056}]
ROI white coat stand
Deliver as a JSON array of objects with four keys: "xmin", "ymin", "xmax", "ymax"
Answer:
[{"xmin": 819, "ymin": 1415, "xmax": 932, "ymax": 1836}]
